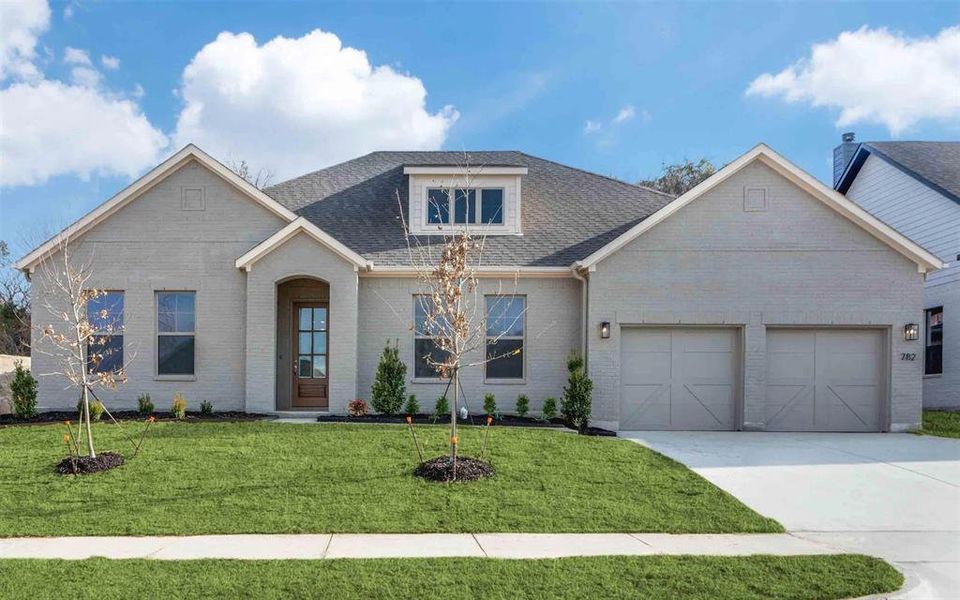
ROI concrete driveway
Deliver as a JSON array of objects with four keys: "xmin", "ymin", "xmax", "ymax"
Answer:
[{"xmin": 622, "ymin": 432, "xmax": 960, "ymax": 599}]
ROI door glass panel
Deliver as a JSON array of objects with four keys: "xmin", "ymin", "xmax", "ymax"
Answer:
[
  {"xmin": 299, "ymin": 308, "xmax": 312, "ymax": 331},
  {"xmin": 313, "ymin": 332, "xmax": 327, "ymax": 354},
  {"xmin": 314, "ymin": 308, "xmax": 327, "ymax": 330},
  {"xmin": 312, "ymin": 358, "xmax": 326, "ymax": 378},
  {"xmin": 299, "ymin": 333, "xmax": 312, "ymax": 354},
  {"xmin": 298, "ymin": 355, "xmax": 312, "ymax": 377}
]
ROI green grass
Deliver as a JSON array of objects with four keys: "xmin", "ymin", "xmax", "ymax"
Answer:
[
  {"xmin": 919, "ymin": 410, "xmax": 960, "ymax": 439},
  {"xmin": 0, "ymin": 421, "xmax": 780, "ymax": 536},
  {"xmin": 0, "ymin": 555, "xmax": 902, "ymax": 599}
]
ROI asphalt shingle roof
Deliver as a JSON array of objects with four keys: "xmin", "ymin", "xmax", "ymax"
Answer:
[
  {"xmin": 264, "ymin": 151, "xmax": 674, "ymax": 267},
  {"xmin": 865, "ymin": 141, "xmax": 960, "ymax": 204}
]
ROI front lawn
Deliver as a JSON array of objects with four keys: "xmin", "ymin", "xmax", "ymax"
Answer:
[
  {"xmin": 919, "ymin": 410, "xmax": 960, "ymax": 439},
  {"xmin": 0, "ymin": 421, "xmax": 780, "ymax": 536},
  {"xmin": 0, "ymin": 555, "xmax": 902, "ymax": 600}
]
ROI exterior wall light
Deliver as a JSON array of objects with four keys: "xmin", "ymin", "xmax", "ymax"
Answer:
[
  {"xmin": 904, "ymin": 323, "xmax": 919, "ymax": 341},
  {"xmin": 600, "ymin": 321, "xmax": 611, "ymax": 339}
]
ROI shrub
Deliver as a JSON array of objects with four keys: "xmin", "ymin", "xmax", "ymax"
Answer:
[
  {"xmin": 172, "ymin": 393, "xmax": 187, "ymax": 420},
  {"xmin": 561, "ymin": 353, "xmax": 593, "ymax": 433},
  {"xmin": 434, "ymin": 394, "xmax": 450, "ymax": 417},
  {"xmin": 137, "ymin": 393, "xmax": 154, "ymax": 415},
  {"xmin": 515, "ymin": 394, "xmax": 529, "ymax": 418},
  {"xmin": 404, "ymin": 394, "xmax": 419, "ymax": 416},
  {"xmin": 371, "ymin": 340, "xmax": 406, "ymax": 416},
  {"xmin": 483, "ymin": 393, "xmax": 497, "ymax": 417},
  {"xmin": 9, "ymin": 360, "xmax": 38, "ymax": 418},
  {"xmin": 542, "ymin": 397, "xmax": 558, "ymax": 420},
  {"xmin": 75, "ymin": 397, "xmax": 105, "ymax": 421},
  {"xmin": 200, "ymin": 400, "xmax": 213, "ymax": 415},
  {"xmin": 348, "ymin": 398, "xmax": 369, "ymax": 417}
]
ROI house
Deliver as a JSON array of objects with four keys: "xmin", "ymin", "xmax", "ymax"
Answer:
[
  {"xmin": 16, "ymin": 143, "xmax": 942, "ymax": 432},
  {"xmin": 834, "ymin": 135, "xmax": 959, "ymax": 408}
]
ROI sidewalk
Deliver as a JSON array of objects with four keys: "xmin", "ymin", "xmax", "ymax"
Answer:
[{"xmin": 0, "ymin": 533, "xmax": 838, "ymax": 560}]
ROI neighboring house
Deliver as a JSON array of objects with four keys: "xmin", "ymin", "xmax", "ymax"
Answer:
[
  {"xmin": 16, "ymin": 143, "xmax": 942, "ymax": 432},
  {"xmin": 834, "ymin": 135, "xmax": 959, "ymax": 408}
]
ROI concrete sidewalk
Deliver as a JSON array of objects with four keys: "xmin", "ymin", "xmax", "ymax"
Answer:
[{"xmin": 0, "ymin": 533, "xmax": 840, "ymax": 560}]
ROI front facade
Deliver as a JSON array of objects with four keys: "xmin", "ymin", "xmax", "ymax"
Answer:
[
  {"xmin": 835, "ymin": 137, "xmax": 960, "ymax": 408},
  {"xmin": 18, "ymin": 143, "xmax": 941, "ymax": 431}
]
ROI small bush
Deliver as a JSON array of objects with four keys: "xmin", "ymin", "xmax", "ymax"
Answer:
[
  {"xmin": 348, "ymin": 398, "xmax": 369, "ymax": 417},
  {"xmin": 200, "ymin": 400, "xmax": 213, "ymax": 415},
  {"xmin": 542, "ymin": 397, "xmax": 558, "ymax": 420},
  {"xmin": 9, "ymin": 360, "xmax": 38, "ymax": 418},
  {"xmin": 137, "ymin": 393, "xmax": 154, "ymax": 415},
  {"xmin": 371, "ymin": 340, "xmax": 406, "ymax": 416},
  {"xmin": 75, "ymin": 397, "xmax": 105, "ymax": 421},
  {"xmin": 404, "ymin": 394, "xmax": 419, "ymax": 416},
  {"xmin": 172, "ymin": 393, "xmax": 187, "ymax": 420},
  {"xmin": 483, "ymin": 393, "xmax": 497, "ymax": 417},
  {"xmin": 561, "ymin": 353, "xmax": 593, "ymax": 434},
  {"xmin": 434, "ymin": 394, "xmax": 450, "ymax": 417},
  {"xmin": 515, "ymin": 394, "xmax": 529, "ymax": 418}
]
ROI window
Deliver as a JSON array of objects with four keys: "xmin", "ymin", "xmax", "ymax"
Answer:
[
  {"xmin": 86, "ymin": 291, "xmax": 124, "ymax": 373},
  {"xmin": 485, "ymin": 295, "xmax": 525, "ymax": 379},
  {"xmin": 297, "ymin": 306, "xmax": 328, "ymax": 379},
  {"xmin": 157, "ymin": 291, "xmax": 196, "ymax": 376},
  {"xmin": 414, "ymin": 296, "xmax": 450, "ymax": 378},
  {"xmin": 427, "ymin": 188, "xmax": 504, "ymax": 226},
  {"xmin": 926, "ymin": 307, "xmax": 943, "ymax": 376}
]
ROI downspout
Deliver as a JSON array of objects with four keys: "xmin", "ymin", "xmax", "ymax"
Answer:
[{"xmin": 571, "ymin": 265, "xmax": 589, "ymax": 368}]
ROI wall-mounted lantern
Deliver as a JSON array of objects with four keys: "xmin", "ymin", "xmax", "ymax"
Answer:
[
  {"xmin": 904, "ymin": 323, "xmax": 919, "ymax": 341},
  {"xmin": 600, "ymin": 321, "xmax": 611, "ymax": 339}
]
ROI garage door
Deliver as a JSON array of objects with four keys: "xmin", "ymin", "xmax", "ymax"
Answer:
[
  {"xmin": 765, "ymin": 329, "xmax": 885, "ymax": 432},
  {"xmin": 621, "ymin": 328, "xmax": 739, "ymax": 430}
]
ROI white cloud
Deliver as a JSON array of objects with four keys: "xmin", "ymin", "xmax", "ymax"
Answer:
[
  {"xmin": 747, "ymin": 26, "xmax": 960, "ymax": 134},
  {"xmin": 173, "ymin": 29, "xmax": 458, "ymax": 180},
  {"xmin": 0, "ymin": 0, "xmax": 50, "ymax": 81},
  {"xmin": 63, "ymin": 46, "xmax": 91, "ymax": 65},
  {"xmin": 100, "ymin": 54, "xmax": 120, "ymax": 70},
  {"xmin": 69, "ymin": 65, "xmax": 100, "ymax": 87},
  {"xmin": 613, "ymin": 105, "xmax": 635, "ymax": 123},
  {"xmin": 0, "ymin": 80, "xmax": 169, "ymax": 186},
  {"xmin": 583, "ymin": 119, "xmax": 602, "ymax": 134}
]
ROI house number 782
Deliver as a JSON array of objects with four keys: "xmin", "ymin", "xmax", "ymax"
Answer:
[{"xmin": 900, "ymin": 353, "xmax": 917, "ymax": 361}]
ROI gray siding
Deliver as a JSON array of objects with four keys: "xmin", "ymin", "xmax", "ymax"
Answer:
[
  {"xmin": 923, "ymin": 280, "xmax": 960, "ymax": 408},
  {"xmin": 356, "ymin": 276, "xmax": 581, "ymax": 416},
  {"xmin": 30, "ymin": 161, "xmax": 287, "ymax": 412},
  {"xmin": 587, "ymin": 161, "xmax": 925, "ymax": 432}
]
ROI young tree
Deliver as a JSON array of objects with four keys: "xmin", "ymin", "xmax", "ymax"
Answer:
[
  {"xmin": 33, "ymin": 240, "xmax": 130, "ymax": 458},
  {"xmin": 638, "ymin": 158, "xmax": 716, "ymax": 196},
  {"xmin": 371, "ymin": 340, "xmax": 406, "ymax": 415}
]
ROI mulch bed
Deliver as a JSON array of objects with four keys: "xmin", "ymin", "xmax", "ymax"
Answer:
[
  {"xmin": 317, "ymin": 413, "xmax": 565, "ymax": 429},
  {"xmin": 1, "ymin": 411, "xmax": 267, "ymax": 427},
  {"xmin": 55, "ymin": 451, "xmax": 124, "ymax": 475},
  {"xmin": 413, "ymin": 455, "xmax": 495, "ymax": 483}
]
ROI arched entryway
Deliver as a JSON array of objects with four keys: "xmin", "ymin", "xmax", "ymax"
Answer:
[{"xmin": 276, "ymin": 277, "xmax": 329, "ymax": 410}]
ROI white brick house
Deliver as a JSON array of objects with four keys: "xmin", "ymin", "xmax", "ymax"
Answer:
[{"xmin": 16, "ymin": 143, "xmax": 942, "ymax": 431}]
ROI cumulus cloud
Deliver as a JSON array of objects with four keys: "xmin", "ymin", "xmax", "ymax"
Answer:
[
  {"xmin": 64, "ymin": 46, "xmax": 91, "ymax": 65},
  {"xmin": 173, "ymin": 29, "xmax": 458, "ymax": 180},
  {"xmin": 0, "ymin": 0, "xmax": 50, "ymax": 81},
  {"xmin": 1, "ymin": 80, "xmax": 169, "ymax": 186},
  {"xmin": 100, "ymin": 55, "xmax": 120, "ymax": 70},
  {"xmin": 747, "ymin": 26, "xmax": 960, "ymax": 134}
]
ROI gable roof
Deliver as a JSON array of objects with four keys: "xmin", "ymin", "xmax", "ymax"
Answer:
[
  {"xmin": 836, "ymin": 141, "xmax": 960, "ymax": 204},
  {"xmin": 15, "ymin": 144, "xmax": 299, "ymax": 272},
  {"xmin": 235, "ymin": 217, "xmax": 370, "ymax": 271},
  {"xmin": 264, "ymin": 151, "xmax": 675, "ymax": 267},
  {"xmin": 575, "ymin": 144, "xmax": 944, "ymax": 273}
]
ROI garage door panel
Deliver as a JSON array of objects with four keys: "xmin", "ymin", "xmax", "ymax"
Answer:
[{"xmin": 621, "ymin": 327, "xmax": 738, "ymax": 431}]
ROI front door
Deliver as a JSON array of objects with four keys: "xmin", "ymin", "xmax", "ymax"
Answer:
[{"xmin": 293, "ymin": 303, "xmax": 329, "ymax": 408}]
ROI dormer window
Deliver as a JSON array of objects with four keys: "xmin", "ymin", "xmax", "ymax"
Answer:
[
  {"xmin": 427, "ymin": 188, "xmax": 504, "ymax": 225},
  {"xmin": 405, "ymin": 165, "xmax": 526, "ymax": 235}
]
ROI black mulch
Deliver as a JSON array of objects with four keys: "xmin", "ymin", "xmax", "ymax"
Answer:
[
  {"xmin": 413, "ymin": 455, "xmax": 495, "ymax": 483},
  {"xmin": 1, "ymin": 411, "xmax": 268, "ymax": 427},
  {"xmin": 55, "ymin": 452, "xmax": 124, "ymax": 475},
  {"xmin": 317, "ymin": 413, "xmax": 565, "ymax": 429}
]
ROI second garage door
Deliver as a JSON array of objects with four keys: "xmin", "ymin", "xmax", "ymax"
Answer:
[
  {"xmin": 765, "ymin": 328, "xmax": 885, "ymax": 432},
  {"xmin": 621, "ymin": 328, "xmax": 739, "ymax": 430}
]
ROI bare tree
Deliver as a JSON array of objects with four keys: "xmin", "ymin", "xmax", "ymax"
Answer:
[
  {"xmin": 0, "ymin": 241, "xmax": 30, "ymax": 355},
  {"xmin": 638, "ymin": 158, "xmax": 716, "ymax": 196},
  {"xmin": 34, "ymin": 240, "xmax": 131, "ymax": 458},
  {"xmin": 227, "ymin": 159, "xmax": 275, "ymax": 190}
]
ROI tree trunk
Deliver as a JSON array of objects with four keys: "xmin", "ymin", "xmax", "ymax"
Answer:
[{"xmin": 82, "ymin": 385, "xmax": 96, "ymax": 458}]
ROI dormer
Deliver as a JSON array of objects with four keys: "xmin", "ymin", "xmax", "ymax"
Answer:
[{"xmin": 404, "ymin": 165, "xmax": 528, "ymax": 235}]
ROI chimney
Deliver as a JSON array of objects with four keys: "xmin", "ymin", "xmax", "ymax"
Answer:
[{"xmin": 832, "ymin": 132, "xmax": 858, "ymax": 188}]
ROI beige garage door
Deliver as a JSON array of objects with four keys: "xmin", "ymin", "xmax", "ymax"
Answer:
[
  {"xmin": 765, "ymin": 329, "xmax": 885, "ymax": 432},
  {"xmin": 620, "ymin": 328, "xmax": 739, "ymax": 430}
]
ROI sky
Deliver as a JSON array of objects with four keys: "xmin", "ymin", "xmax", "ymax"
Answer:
[{"xmin": 1, "ymin": 0, "xmax": 959, "ymax": 258}]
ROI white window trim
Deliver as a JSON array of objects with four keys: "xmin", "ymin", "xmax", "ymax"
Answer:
[
  {"xmin": 426, "ymin": 187, "xmax": 506, "ymax": 227},
  {"xmin": 484, "ymin": 294, "xmax": 526, "ymax": 383},
  {"xmin": 155, "ymin": 290, "xmax": 197, "ymax": 381}
]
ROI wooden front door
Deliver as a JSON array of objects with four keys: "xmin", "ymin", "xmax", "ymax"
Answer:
[{"xmin": 292, "ymin": 303, "xmax": 329, "ymax": 408}]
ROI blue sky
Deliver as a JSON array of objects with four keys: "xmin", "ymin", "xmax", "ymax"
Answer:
[{"xmin": 2, "ymin": 1, "xmax": 958, "ymax": 258}]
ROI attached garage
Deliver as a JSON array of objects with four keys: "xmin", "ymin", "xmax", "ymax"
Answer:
[
  {"xmin": 620, "ymin": 327, "xmax": 739, "ymax": 430},
  {"xmin": 765, "ymin": 328, "xmax": 886, "ymax": 432}
]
